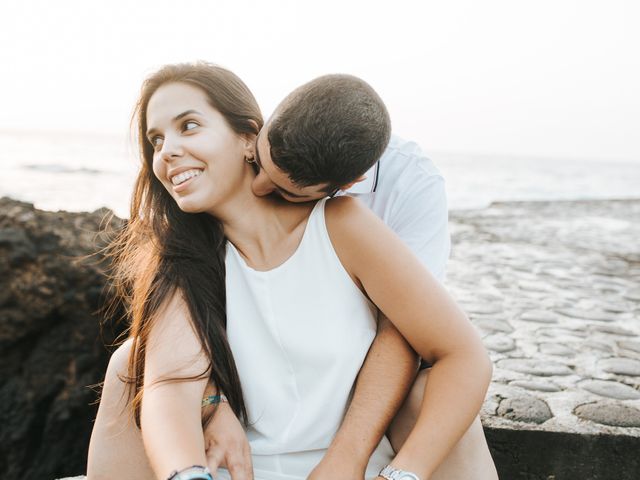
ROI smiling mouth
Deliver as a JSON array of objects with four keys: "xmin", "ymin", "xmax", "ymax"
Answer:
[{"xmin": 171, "ymin": 169, "xmax": 203, "ymax": 186}]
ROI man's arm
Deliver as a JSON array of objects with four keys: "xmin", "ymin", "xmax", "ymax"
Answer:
[
  {"xmin": 308, "ymin": 315, "xmax": 419, "ymax": 479},
  {"xmin": 310, "ymin": 166, "xmax": 450, "ymax": 479},
  {"xmin": 387, "ymin": 170, "xmax": 450, "ymax": 280}
]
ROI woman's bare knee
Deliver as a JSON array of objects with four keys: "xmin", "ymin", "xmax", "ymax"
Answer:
[
  {"xmin": 98, "ymin": 339, "xmax": 134, "ymax": 414},
  {"xmin": 431, "ymin": 417, "xmax": 498, "ymax": 480},
  {"xmin": 388, "ymin": 367, "xmax": 429, "ymax": 450},
  {"xmin": 87, "ymin": 338, "xmax": 154, "ymax": 480},
  {"xmin": 108, "ymin": 338, "xmax": 134, "ymax": 379},
  {"xmin": 387, "ymin": 368, "xmax": 497, "ymax": 480}
]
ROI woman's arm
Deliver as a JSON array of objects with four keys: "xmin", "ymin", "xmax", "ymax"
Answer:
[
  {"xmin": 326, "ymin": 196, "xmax": 492, "ymax": 480},
  {"xmin": 141, "ymin": 291, "xmax": 211, "ymax": 479}
]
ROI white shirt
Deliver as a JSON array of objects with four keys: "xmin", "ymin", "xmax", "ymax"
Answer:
[
  {"xmin": 340, "ymin": 135, "xmax": 450, "ymax": 281},
  {"xmin": 223, "ymin": 199, "xmax": 395, "ymax": 480}
]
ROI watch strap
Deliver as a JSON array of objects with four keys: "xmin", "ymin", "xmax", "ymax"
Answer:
[{"xmin": 379, "ymin": 464, "xmax": 421, "ymax": 480}]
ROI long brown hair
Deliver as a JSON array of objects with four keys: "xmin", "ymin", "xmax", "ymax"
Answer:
[{"xmin": 108, "ymin": 62, "xmax": 263, "ymax": 426}]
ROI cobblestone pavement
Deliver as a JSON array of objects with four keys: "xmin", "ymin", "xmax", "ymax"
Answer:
[{"xmin": 447, "ymin": 199, "xmax": 640, "ymax": 436}]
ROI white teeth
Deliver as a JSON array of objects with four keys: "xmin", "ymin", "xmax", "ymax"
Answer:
[{"xmin": 171, "ymin": 169, "xmax": 202, "ymax": 186}]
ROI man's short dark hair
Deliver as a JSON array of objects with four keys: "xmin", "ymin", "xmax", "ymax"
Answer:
[{"xmin": 267, "ymin": 74, "xmax": 391, "ymax": 194}]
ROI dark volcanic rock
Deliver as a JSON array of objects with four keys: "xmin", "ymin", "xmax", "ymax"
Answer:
[
  {"xmin": 497, "ymin": 396, "xmax": 553, "ymax": 424},
  {"xmin": 0, "ymin": 197, "xmax": 125, "ymax": 480},
  {"xmin": 574, "ymin": 402, "xmax": 640, "ymax": 427}
]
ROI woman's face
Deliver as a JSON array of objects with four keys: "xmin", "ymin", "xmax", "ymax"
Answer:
[{"xmin": 146, "ymin": 82, "xmax": 253, "ymax": 214}]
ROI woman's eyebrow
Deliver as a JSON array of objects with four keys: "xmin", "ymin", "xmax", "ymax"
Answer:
[
  {"xmin": 174, "ymin": 109, "xmax": 202, "ymax": 121},
  {"xmin": 146, "ymin": 109, "xmax": 203, "ymax": 137}
]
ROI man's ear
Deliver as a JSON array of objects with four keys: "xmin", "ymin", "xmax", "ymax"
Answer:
[{"xmin": 339, "ymin": 175, "xmax": 367, "ymax": 191}]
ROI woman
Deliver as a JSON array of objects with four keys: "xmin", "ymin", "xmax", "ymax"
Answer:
[{"xmin": 87, "ymin": 62, "xmax": 492, "ymax": 480}]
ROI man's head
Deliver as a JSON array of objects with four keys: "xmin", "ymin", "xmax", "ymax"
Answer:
[{"xmin": 251, "ymin": 74, "xmax": 391, "ymax": 202}]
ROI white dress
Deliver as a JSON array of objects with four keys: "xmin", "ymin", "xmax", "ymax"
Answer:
[{"xmin": 219, "ymin": 198, "xmax": 394, "ymax": 480}]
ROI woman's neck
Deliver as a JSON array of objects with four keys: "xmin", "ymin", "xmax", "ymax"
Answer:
[{"xmin": 210, "ymin": 185, "xmax": 315, "ymax": 269}]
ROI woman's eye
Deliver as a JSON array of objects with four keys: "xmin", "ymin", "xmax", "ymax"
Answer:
[
  {"xmin": 183, "ymin": 121, "xmax": 199, "ymax": 131},
  {"xmin": 150, "ymin": 136, "xmax": 163, "ymax": 149}
]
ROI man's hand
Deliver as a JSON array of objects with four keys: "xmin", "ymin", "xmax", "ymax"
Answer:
[
  {"xmin": 204, "ymin": 402, "xmax": 253, "ymax": 480},
  {"xmin": 307, "ymin": 448, "xmax": 367, "ymax": 480}
]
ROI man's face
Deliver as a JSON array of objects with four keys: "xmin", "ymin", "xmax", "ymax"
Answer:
[{"xmin": 251, "ymin": 124, "xmax": 332, "ymax": 203}]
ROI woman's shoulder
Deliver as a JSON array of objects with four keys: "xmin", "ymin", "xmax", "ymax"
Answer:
[
  {"xmin": 324, "ymin": 195, "xmax": 380, "ymax": 230},
  {"xmin": 324, "ymin": 195, "xmax": 395, "ymax": 268}
]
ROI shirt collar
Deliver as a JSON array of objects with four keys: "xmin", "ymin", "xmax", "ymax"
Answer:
[{"xmin": 339, "ymin": 161, "xmax": 380, "ymax": 195}]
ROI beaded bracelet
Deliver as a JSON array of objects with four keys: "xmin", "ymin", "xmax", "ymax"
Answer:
[
  {"xmin": 202, "ymin": 393, "xmax": 228, "ymax": 408},
  {"xmin": 167, "ymin": 465, "xmax": 213, "ymax": 480}
]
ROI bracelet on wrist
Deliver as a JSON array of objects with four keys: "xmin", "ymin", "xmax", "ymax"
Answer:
[{"xmin": 202, "ymin": 393, "xmax": 228, "ymax": 408}]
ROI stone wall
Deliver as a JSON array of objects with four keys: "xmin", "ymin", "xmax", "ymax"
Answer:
[{"xmin": 447, "ymin": 199, "xmax": 640, "ymax": 479}]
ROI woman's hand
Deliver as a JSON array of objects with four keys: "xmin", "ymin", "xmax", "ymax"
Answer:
[{"xmin": 204, "ymin": 402, "xmax": 253, "ymax": 480}]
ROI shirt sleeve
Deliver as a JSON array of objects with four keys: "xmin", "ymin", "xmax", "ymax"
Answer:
[{"xmin": 387, "ymin": 169, "xmax": 450, "ymax": 282}]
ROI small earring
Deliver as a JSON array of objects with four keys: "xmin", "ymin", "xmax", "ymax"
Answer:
[{"xmin": 245, "ymin": 156, "xmax": 256, "ymax": 164}]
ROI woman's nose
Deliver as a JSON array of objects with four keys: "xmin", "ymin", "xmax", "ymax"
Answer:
[{"xmin": 160, "ymin": 135, "xmax": 184, "ymax": 161}]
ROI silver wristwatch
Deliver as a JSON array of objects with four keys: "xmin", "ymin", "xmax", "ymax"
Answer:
[{"xmin": 379, "ymin": 464, "xmax": 421, "ymax": 480}]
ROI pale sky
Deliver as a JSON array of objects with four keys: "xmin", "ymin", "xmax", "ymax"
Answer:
[{"xmin": 0, "ymin": 0, "xmax": 638, "ymax": 161}]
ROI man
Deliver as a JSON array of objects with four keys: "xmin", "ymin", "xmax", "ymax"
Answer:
[{"xmin": 205, "ymin": 75, "xmax": 497, "ymax": 480}]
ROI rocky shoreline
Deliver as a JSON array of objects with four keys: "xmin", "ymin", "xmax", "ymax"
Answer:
[
  {"xmin": 0, "ymin": 197, "xmax": 126, "ymax": 480},
  {"xmin": 1, "ymin": 197, "xmax": 639, "ymax": 479}
]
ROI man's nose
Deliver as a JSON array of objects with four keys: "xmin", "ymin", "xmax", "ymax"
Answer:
[{"xmin": 251, "ymin": 170, "xmax": 276, "ymax": 196}]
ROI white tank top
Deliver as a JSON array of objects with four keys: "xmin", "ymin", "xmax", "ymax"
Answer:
[{"xmin": 224, "ymin": 198, "xmax": 394, "ymax": 480}]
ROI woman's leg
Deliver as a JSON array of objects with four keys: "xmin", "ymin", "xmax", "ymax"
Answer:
[
  {"xmin": 86, "ymin": 339, "xmax": 156, "ymax": 480},
  {"xmin": 387, "ymin": 369, "xmax": 498, "ymax": 480}
]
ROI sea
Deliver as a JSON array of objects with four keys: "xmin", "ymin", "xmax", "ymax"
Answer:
[{"xmin": 1, "ymin": 130, "xmax": 639, "ymax": 218}]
